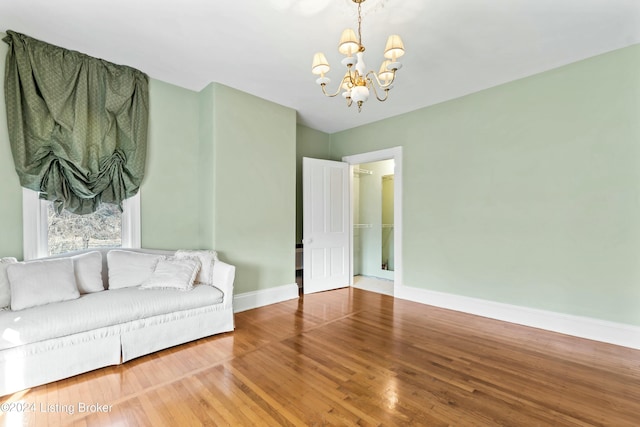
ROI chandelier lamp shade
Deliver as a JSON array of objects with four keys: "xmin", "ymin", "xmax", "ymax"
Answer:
[{"xmin": 311, "ymin": 0, "xmax": 405, "ymax": 112}]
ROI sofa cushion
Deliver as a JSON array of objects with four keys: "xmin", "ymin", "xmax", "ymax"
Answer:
[
  {"xmin": 107, "ymin": 250, "xmax": 165, "ymax": 289},
  {"xmin": 140, "ymin": 257, "xmax": 201, "ymax": 291},
  {"xmin": 0, "ymin": 257, "xmax": 18, "ymax": 310},
  {"xmin": 7, "ymin": 258, "xmax": 80, "ymax": 311},
  {"xmin": 175, "ymin": 250, "xmax": 218, "ymax": 285},
  {"xmin": 0, "ymin": 285, "xmax": 224, "ymax": 351},
  {"xmin": 71, "ymin": 251, "xmax": 104, "ymax": 294}
]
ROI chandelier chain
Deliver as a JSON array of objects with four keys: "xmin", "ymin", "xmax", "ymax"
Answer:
[{"xmin": 357, "ymin": 2, "xmax": 363, "ymax": 49}]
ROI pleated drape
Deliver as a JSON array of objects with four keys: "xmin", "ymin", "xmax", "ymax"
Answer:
[{"xmin": 3, "ymin": 30, "xmax": 149, "ymax": 214}]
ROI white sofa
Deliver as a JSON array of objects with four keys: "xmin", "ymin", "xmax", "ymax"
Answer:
[{"xmin": 0, "ymin": 248, "xmax": 235, "ymax": 396}]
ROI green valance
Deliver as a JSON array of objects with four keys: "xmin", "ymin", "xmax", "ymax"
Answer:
[{"xmin": 3, "ymin": 30, "xmax": 149, "ymax": 214}]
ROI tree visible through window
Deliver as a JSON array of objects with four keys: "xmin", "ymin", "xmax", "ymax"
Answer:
[{"xmin": 47, "ymin": 202, "xmax": 122, "ymax": 256}]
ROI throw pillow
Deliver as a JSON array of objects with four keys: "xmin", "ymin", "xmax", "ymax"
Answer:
[
  {"xmin": 140, "ymin": 257, "xmax": 201, "ymax": 291},
  {"xmin": 107, "ymin": 250, "xmax": 165, "ymax": 289},
  {"xmin": 175, "ymin": 249, "xmax": 218, "ymax": 285},
  {"xmin": 7, "ymin": 258, "xmax": 80, "ymax": 311},
  {"xmin": 71, "ymin": 251, "xmax": 104, "ymax": 294},
  {"xmin": 0, "ymin": 257, "xmax": 18, "ymax": 310}
]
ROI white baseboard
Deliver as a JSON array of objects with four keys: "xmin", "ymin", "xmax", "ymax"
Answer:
[
  {"xmin": 233, "ymin": 283, "xmax": 299, "ymax": 313},
  {"xmin": 395, "ymin": 285, "xmax": 640, "ymax": 350}
]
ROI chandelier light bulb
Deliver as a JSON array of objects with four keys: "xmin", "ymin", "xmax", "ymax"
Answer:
[{"xmin": 378, "ymin": 60, "xmax": 394, "ymax": 85}]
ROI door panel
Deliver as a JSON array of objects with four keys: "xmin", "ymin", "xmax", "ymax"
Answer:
[{"xmin": 303, "ymin": 158, "xmax": 350, "ymax": 294}]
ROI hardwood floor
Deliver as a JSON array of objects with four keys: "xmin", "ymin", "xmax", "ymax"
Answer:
[{"xmin": 1, "ymin": 287, "xmax": 639, "ymax": 426}]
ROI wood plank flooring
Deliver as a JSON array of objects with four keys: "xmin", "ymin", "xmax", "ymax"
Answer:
[{"xmin": 1, "ymin": 287, "xmax": 639, "ymax": 426}]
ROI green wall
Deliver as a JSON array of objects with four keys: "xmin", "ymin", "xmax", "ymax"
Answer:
[
  {"xmin": 0, "ymin": 35, "xmax": 22, "ymax": 258},
  {"xmin": 142, "ymin": 79, "xmax": 201, "ymax": 249},
  {"xmin": 202, "ymin": 84, "xmax": 297, "ymax": 294},
  {"xmin": 197, "ymin": 83, "xmax": 216, "ymax": 250},
  {"xmin": 330, "ymin": 44, "xmax": 640, "ymax": 326},
  {"xmin": 138, "ymin": 81, "xmax": 298, "ymax": 294}
]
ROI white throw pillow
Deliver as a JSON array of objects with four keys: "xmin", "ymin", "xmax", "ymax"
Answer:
[
  {"xmin": 140, "ymin": 257, "xmax": 201, "ymax": 291},
  {"xmin": 0, "ymin": 257, "xmax": 18, "ymax": 310},
  {"xmin": 175, "ymin": 250, "xmax": 218, "ymax": 285},
  {"xmin": 107, "ymin": 250, "xmax": 165, "ymax": 289},
  {"xmin": 71, "ymin": 251, "xmax": 104, "ymax": 294},
  {"xmin": 7, "ymin": 258, "xmax": 80, "ymax": 311}
]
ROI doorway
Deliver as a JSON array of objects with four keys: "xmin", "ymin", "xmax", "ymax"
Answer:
[
  {"xmin": 352, "ymin": 159, "xmax": 395, "ymax": 295},
  {"xmin": 343, "ymin": 147, "xmax": 403, "ymax": 296}
]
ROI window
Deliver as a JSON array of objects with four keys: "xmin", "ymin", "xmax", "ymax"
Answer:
[
  {"xmin": 47, "ymin": 202, "xmax": 122, "ymax": 256},
  {"xmin": 22, "ymin": 189, "xmax": 141, "ymax": 260}
]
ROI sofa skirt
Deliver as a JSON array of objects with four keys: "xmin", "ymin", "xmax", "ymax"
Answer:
[
  {"xmin": 120, "ymin": 303, "xmax": 234, "ymax": 362},
  {"xmin": 0, "ymin": 327, "xmax": 121, "ymax": 396}
]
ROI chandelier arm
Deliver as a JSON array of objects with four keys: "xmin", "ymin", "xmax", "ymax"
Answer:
[
  {"xmin": 366, "ymin": 69, "xmax": 397, "ymax": 90},
  {"xmin": 320, "ymin": 74, "xmax": 352, "ymax": 98},
  {"xmin": 367, "ymin": 79, "xmax": 390, "ymax": 102},
  {"xmin": 320, "ymin": 83, "xmax": 344, "ymax": 98}
]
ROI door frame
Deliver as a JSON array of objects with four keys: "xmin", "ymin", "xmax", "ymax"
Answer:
[{"xmin": 342, "ymin": 146, "xmax": 403, "ymax": 291}]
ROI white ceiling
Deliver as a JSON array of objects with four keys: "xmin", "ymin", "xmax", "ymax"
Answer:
[{"xmin": 1, "ymin": 0, "xmax": 639, "ymax": 133}]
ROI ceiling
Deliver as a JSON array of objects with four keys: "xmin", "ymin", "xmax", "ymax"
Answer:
[{"xmin": 1, "ymin": 0, "xmax": 639, "ymax": 134}]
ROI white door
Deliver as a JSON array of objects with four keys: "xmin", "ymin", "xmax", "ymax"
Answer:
[{"xmin": 302, "ymin": 157, "xmax": 350, "ymax": 294}]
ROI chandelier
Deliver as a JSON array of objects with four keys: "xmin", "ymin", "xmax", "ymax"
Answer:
[{"xmin": 311, "ymin": 0, "xmax": 405, "ymax": 112}]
